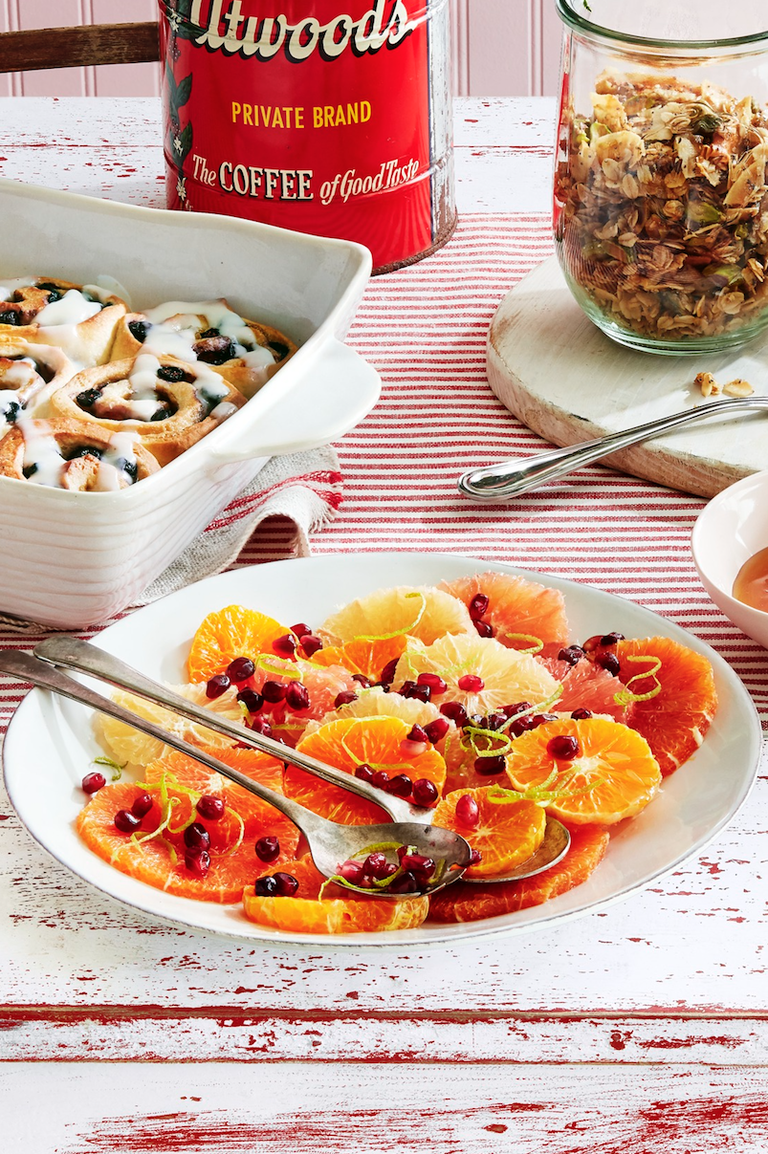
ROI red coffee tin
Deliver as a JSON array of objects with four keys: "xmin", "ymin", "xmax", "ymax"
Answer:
[{"xmin": 158, "ymin": 0, "xmax": 456, "ymax": 272}]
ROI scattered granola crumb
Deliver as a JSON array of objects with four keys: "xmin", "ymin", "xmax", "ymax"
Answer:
[
  {"xmin": 694, "ymin": 371, "xmax": 721, "ymax": 397},
  {"xmin": 722, "ymin": 378, "xmax": 754, "ymax": 397}
]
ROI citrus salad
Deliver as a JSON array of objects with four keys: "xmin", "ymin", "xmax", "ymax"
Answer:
[{"xmin": 76, "ymin": 571, "xmax": 718, "ymax": 934}]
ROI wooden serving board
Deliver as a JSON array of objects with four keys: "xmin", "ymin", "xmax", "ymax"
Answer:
[{"xmin": 487, "ymin": 255, "xmax": 768, "ymax": 498}]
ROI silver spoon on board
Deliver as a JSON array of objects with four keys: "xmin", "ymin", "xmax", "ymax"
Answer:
[
  {"xmin": 1, "ymin": 648, "xmax": 469, "ymax": 899},
  {"xmin": 457, "ymin": 395, "xmax": 768, "ymax": 503},
  {"xmin": 31, "ymin": 635, "xmax": 571, "ymax": 885}
]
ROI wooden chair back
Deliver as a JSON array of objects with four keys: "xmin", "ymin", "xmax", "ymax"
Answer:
[{"xmin": 0, "ymin": 22, "xmax": 159, "ymax": 74}]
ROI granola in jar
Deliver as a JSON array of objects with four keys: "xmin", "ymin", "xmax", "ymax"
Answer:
[{"xmin": 554, "ymin": 72, "xmax": 768, "ymax": 351}]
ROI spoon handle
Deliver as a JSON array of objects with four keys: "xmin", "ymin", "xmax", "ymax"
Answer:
[
  {"xmin": 34, "ymin": 635, "xmax": 420, "ymax": 823},
  {"xmin": 457, "ymin": 396, "xmax": 768, "ymax": 502},
  {"xmin": 0, "ymin": 649, "xmax": 331, "ymax": 839}
]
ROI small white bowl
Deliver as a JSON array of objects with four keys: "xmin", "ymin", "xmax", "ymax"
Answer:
[{"xmin": 692, "ymin": 469, "xmax": 768, "ymax": 647}]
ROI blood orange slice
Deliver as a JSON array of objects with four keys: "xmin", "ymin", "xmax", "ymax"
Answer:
[
  {"xmin": 428, "ymin": 824, "xmax": 610, "ymax": 922},
  {"xmin": 504, "ymin": 717, "xmax": 661, "ymax": 824},
  {"xmin": 440, "ymin": 571, "xmax": 569, "ymax": 650},
  {"xmin": 616, "ymin": 636, "xmax": 718, "ymax": 776},
  {"xmin": 243, "ymin": 857, "xmax": 430, "ymax": 934}
]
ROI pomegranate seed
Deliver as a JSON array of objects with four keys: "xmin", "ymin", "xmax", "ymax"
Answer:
[
  {"xmin": 601, "ymin": 632, "xmax": 625, "ymax": 645},
  {"xmin": 272, "ymin": 872, "xmax": 299, "ymax": 896},
  {"xmin": 334, "ymin": 690, "xmax": 357, "ymax": 708},
  {"xmin": 455, "ymin": 794, "xmax": 480, "ymax": 828},
  {"xmin": 184, "ymin": 822, "xmax": 211, "ymax": 851},
  {"xmin": 531, "ymin": 712, "xmax": 558, "ymax": 726},
  {"xmin": 290, "ymin": 623, "xmax": 311, "ymax": 638},
  {"xmin": 388, "ymin": 871, "xmax": 420, "ymax": 893},
  {"xmin": 400, "ymin": 853, "xmax": 435, "ymax": 877},
  {"xmin": 196, "ymin": 795, "xmax": 225, "ymax": 821},
  {"xmin": 548, "ymin": 734, "xmax": 580, "ymax": 760},
  {"xmin": 412, "ymin": 778, "xmax": 438, "ymax": 806},
  {"xmin": 299, "ymin": 633, "xmax": 323, "ymax": 657},
  {"xmin": 582, "ymin": 634, "xmax": 603, "ymax": 656},
  {"xmin": 186, "ymin": 850, "xmax": 211, "ymax": 877},
  {"xmin": 571, "ymin": 707, "xmax": 593, "ymax": 720},
  {"xmin": 131, "ymin": 791, "xmax": 154, "ymax": 819},
  {"xmin": 502, "ymin": 702, "xmax": 532, "ymax": 718},
  {"xmin": 255, "ymin": 875, "xmax": 279, "ymax": 896},
  {"xmin": 371, "ymin": 770, "xmax": 390, "ymax": 790},
  {"xmin": 597, "ymin": 652, "xmax": 621, "ymax": 677},
  {"xmin": 558, "ymin": 646, "xmax": 584, "ymax": 666},
  {"xmin": 272, "ymin": 633, "xmax": 297, "ymax": 658},
  {"xmin": 473, "ymin": 619, "xmax": 494, "ymax": 638},
  {"xmin": 364, "ymin": 852, "xmax": 390, "ymax": 879},
  {"xmin": 417, "ymin": 672, "xmax": 447, "ymax": 695},
  {"xmin": 486, "ymin": 712, "xmax": 507, "ymax": 731},
  {"xmin": 402, "ymin": 682, "xmax": 431, "ymax": 703},
  {"xmin": 351, "ymin": 673, "xmax": 372, "ymax": 687},
  {"xmin": 474, "ymin": 755, "xmax": 507, "ymax": 776},
  {"xmin": 355, "ymin": 763, "xmax": 375, "ymax": 782},
  {"xmin": 396, "ymin": 844, "xmax": 410, "ymax": 859},
  {"xmin": 237, "ymin": 687, "xmax": 263, "ymax": 713},
  {"xmin": 261, "ymin": 680, "xmax": 287, "ymax": 703},
  {"xmin": 458, "ymin": 674, "xmax": 485, "ymax": 693},
  {"xmin": 386, "ymin": 773, "xmax": 413, "ymax": 798},
  {"xmin": 285, "ymin": 682, "xmax": 310, "ymax": 711},
  {"xmin": 424, "ymin": 717, "xmax": 450, "ymax": 743},
  {"xmin": 379, "ymin": 658, "xmax": 399, "ymax": 685},
  {"xmin": 206, "ymin": 673, "xmax": 230, "ymax": 699},
  {"xmin": 81, "ymin": 772, "xmax": 106, "ymax": 794},
  {"xmin": 255, "ymin": 835, "xmax": 280, "ymax": 862},
  {"xmin": 509, "ymin": 715, "xmax": 536, "ymax": 737},
  {"xmin": 226, "ymin": 656, "xmax": 255, "ymax": 682},
  {"xmin": 440, "ymin": 701, "xmax": 469, "ymax": 726},
  {"xmin": 400, "ymin": 738, "xmax": 428, "ymax": 758},
  {"xmin": 249, "ymin": 716, "xmax": 272, "ymax": 736},
  {"xmin": 468, "ymin": 848, "xmax": 483, "ymax": 866},
  {"xmin": 407, "ymin": 724, "xmax": 429, "ymax": 744},
  {"xmin": 338, "ymin": 860, "xmax": 367, "ymax": 885},
  {"xmin": 468, "ymin": 593, "xmax": 490, "ymax": 620},
  {"xmin": 114, "ymin": 809, "xmax": 142, "ymax": 833}
]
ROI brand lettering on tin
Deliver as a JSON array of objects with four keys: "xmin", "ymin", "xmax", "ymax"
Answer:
[{"xmin": 188, "ymin": 0, "xmax": 417, "ymax": 60}]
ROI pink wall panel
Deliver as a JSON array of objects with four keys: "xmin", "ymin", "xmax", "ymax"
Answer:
[{"xmin": 0, "ymin": 0, "xmax": 561, "ymax": 98}]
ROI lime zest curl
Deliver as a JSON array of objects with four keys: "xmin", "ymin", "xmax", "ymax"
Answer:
[
  {"xmin": 614, "ymin": 655, "xmax": 662, "ymax": 706},
  {"xmin": 94, "ymin": 754, "xmax": 125, "ymax": 782},
  {"xmin": 498, "ymin": 632, "xmax": 544, "ymax": 655}
]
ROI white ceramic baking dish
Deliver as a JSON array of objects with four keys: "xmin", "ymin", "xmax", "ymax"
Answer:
[{"xmin": 0, "ymin": 179, "xmax": 379, "ymax": 628}]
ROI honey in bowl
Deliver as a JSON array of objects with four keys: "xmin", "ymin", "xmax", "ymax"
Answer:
[{"xmin": 733, "ymin": 547, "xmax": 768, "ymax": 613}]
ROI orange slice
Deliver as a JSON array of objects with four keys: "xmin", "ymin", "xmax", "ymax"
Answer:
[
  {"xmin": 187, "ymin": 604, "xmax": 289, "ymax": 682},
  {"xmin": 616, "ymin": 636, "xmax": 718, "ymax": 775},
  {"xmin": 310, "ymin": 635, "xmax": 408, "ymax": 682},
  {"xmin": 242, "ymin": 856, "xmax": 430, "ymax": 934},
  {"xmin": 504, "ymin": 717, "xmax": 661, "ymax": 824},
  {"xmin": 286, "ymin": 716, "xmax": 447, "ymax": 825},
  {"xmin": 440, "ymin": 571, "xmax": 569, "ymax": 650},
  {"xmin": 433, "ymin": 787, "xmax": 546, "ymax": 879},
  {"xmin": 319, "ymin": 585, "xmax": 474, "ymax": 646},
  {"xmin": 428, "ymin": 824, "xmax": 610, "ymax": 922}
]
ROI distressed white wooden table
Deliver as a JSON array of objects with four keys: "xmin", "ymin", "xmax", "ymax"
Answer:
[{"xmin": 2, "ymin": 97, "xmax": 768, "ymax": 1154}]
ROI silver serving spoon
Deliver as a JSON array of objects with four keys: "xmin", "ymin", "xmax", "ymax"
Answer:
[
  {"xmin": 31, "ymin": 636, "xmax": 570, "ymax": 885},
  {"xmin": 457, "ymin": 395, "xmax": 768, "ymax": 503},
  {"xmin": 1, "ymin": 649, "xmax": 469, "ymax": 899}
]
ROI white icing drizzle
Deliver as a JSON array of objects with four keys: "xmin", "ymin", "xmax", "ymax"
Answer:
[
  {"xmin": 36, "ymin": 289, "xmax": 102, "ymax": 327},
  {"xmin": 0, "ymin": 276, "xmax": 37, "ymax": 299},
  {"xmin": 94, "ymin": 431, "xmax": 140, "ymax": 491},
  {"xmin": 0, "ymin": 357, "xmax": 39, "ymax": 390},
  {"xmin": 144, "ymin": 299, "xmax": 257, "ymax": 352},
  {"xmin": 16, "ymin": 417, "xmax": 65, "ymax": 487},
  {"xmin": 208, "ymin": 400, "xmax": 238, "ymax": 423},
  {"xmin": 142, "ymin": 324, "xmax": 198, "ymax": 361}
]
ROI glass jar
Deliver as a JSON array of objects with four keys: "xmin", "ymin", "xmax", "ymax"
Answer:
[{"xmin": 553, "ymin": 0, "xmax": 768, "ymax": 355}]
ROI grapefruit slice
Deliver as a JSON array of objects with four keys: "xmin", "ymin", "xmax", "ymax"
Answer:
[
  {"xmin": 440, "ymin": 571, "xmax": 569, "ymax": 650},
  {"xmin": 319, "ymin": 585, "xmax": 474, "ymax": 646}
]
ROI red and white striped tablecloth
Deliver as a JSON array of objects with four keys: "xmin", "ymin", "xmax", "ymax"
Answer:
[{"xmin": 1, "ymin": 213, "xmax": 767, "ymax": 729}]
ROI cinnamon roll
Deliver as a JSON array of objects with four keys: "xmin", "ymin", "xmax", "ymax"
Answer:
[
  {"xmin": 0, "ymin": 417, "xmax": 160, "ymax": 491},
  {"xmin": 47, "ymin": 352, "xmax": 246, "ymax": 466},
  {"xmin": 0, "ymin": 276, "xmax": 127, "ymax": 366},
  {"xmin": 0, "ymin": 340, "xmax": 78, "ymax": 436},
  {"xmin": 110, "ymin": 298, "xmax": 296, "ymax": 398}
]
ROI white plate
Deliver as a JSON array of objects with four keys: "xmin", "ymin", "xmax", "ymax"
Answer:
[{"xmin": 3, "ymin": 553, "xmax": 761, "ymax": 948}]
